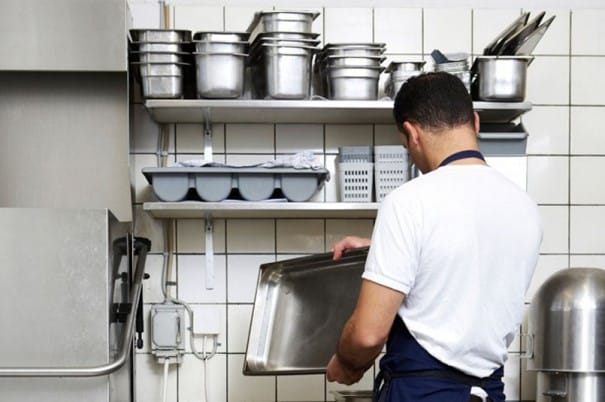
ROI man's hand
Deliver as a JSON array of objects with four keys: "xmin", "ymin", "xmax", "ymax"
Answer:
[
  {"xmin": 331, "ymin": 236, "xmax": 371, "ymax": 260},
  {"xmin": 326, "ymin": 354, "xmax": 365, "ymax": 385}
]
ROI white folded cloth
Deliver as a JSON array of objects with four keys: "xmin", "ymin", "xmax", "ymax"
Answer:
[{"xmin": 172, "ymin": 151, "xmax": 324, "ymax": 171}]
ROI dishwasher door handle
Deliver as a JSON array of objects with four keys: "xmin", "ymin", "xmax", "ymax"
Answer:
[{"xmin": 0, "ymin": 236, "xmax": 151, "ymax": 378}]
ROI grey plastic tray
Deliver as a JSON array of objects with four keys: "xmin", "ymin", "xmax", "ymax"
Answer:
[{"xmin": 142, "ymin": 167, "xmax": 329, "ymax": 202}]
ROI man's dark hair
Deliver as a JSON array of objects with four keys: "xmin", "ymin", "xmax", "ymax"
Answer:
[{"xmin": 393, "ymin": 72, "xmax": 474, "ymax": 133}]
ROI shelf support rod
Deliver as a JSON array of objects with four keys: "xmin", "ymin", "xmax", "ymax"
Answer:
[
  {"xmin": 203, "ymin": 108, "xmax": 213, "ymax": 162},
  {"xmin": 204, "ymin": 214, "xmax": 215, "ymax": 290}
]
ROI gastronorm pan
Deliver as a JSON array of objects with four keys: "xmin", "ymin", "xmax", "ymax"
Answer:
[
  {"xmin": 130, "ymin": 29, "xmax": 192, "ymax": 43},
  {"xmin": 243, "ymin": 247, "xmax": 368, "ymax": 375}
]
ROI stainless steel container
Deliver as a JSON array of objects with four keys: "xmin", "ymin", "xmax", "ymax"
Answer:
[
  {"xmin": 193, "ymin": 31, "xmax": 250, "ymax": 42},
  {"xmin": 326, "ymin": 66, "xmax": 384, "ymax": 100},
  {"xmin": 331, "ymin": 391, "xmax": 373, "ymax": 402},
  {"xmin": 134, "ymin": 42, "xmax": 184, "ymax": 53},
  {"xmin": 193, "ymin": 52, "xmax": 247, "ymax": 98},
  {"xmin": 386, "ymin": 60, "xmax": 426, "ymax": 73},
  {"xmin": 475, "ymin": 56, "xmax": 532, "ymax": 102},
  {"xmin": 134, "ymin": 51, "xmax": 185, "ymax": 63},
  {"xmin": 324, "ymin": 55, "xmax": 386, "ymax": 67},
  {"xmin": 527, "ymin": 268, "xmax": 605, "ymax": 372},
  {"xmin": 256, "ymin": 31, "xmax": 320, "ymax": 40},
  {"xmin": 132, "ymin": 61, "xmax": 188, "ymax": 76},
  {"xmin": 252, "ymin": 44, "xmax": 316, "ymax": 99},
  {"xmin": 527, "ymin": 268, "xmax": 605, "ymax": 402},
  {"xmin": 536, "ymin": 372, "xmax": 605, "ymax": 402},
  {"xmin": 141, "ymin": 75, "xmax": 183, "ymax": 98},
  {"xmin": 320, "ymin": 46, "xmax": 385, "ymax": 58},
  {"xmin": 384, "ymin": 61, "xmax": 425, "ymax": 99},
  {"xmin": 130, "ymin": 29, "xmax": 191, "ymax": 43},
  {"xmin": 193, "ymin": 40, "xmax": 248, "ymax": 54},
  {"xmin": 250, "ymin": 11, "xmax": 319, "ymax": 34}
]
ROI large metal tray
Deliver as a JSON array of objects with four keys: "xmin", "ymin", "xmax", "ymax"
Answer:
[{"xmin": 243, "ymin": 248, "xmax": 368, "ymax": 375}]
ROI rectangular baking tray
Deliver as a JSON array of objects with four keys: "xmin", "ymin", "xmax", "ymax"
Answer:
[{"xmin": 243, "ymin": 247, "xmax": 368, "ymax": 375}]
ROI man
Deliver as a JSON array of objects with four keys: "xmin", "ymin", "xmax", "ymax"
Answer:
[{"xmin": 326, "ymin": 72, "xmax": 542, "ymax": 402}]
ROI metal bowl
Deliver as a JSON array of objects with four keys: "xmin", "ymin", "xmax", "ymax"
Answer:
[{"xmin": 130, "ymin": 29, "xmax": 191, "ymax": 43}]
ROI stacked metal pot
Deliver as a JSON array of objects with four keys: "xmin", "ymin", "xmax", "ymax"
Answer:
[
  {"xmin": 192, "ymin": 32, "xmax": 250, "ymax": 99},
  {"xmin": 384, "ymin": 61, "xmax": 426, "ymax": 99},
  {"xmin": 526, "ymin": 268, "xmax": 605, "ymax": 402},
  {"xmin": 314, "ymin": 43, "xmax": 386, "ymax": 100},
  {"xmin": 129, "ymin": 29, "xmax": 192, "ymax": 98},
  {"xmin": 247, "ymin": 11, "xmax": 321, "ymax": 99}
]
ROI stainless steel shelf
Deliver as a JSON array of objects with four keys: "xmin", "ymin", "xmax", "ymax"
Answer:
[
  {"xmin": 144, "ymin": 99, "xmax": 394, "ymax": 124},
  {"xmin": 144, "ymin": 99, "xmax": 532, "ymax": 124},
  {"xmin": 143, "ymin": 202, "xmax": 380, "ymax": 219},
  {"xmin": 474, "ymin": 101, "xmax": 532, "ymax": 123}
]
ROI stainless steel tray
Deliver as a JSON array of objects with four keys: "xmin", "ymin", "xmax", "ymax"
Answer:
[{"xmin": 243, "ymin": 248, "xmax": 368, "ymax": 375}]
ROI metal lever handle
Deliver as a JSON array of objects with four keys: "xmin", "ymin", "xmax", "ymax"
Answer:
[
  {"xmin": 520, "ymin": 333, "xmax": 534, "ymax": 359},
  {"xmin": 0, "ymin": 236, "xmax": 151, "ymax": 377},
  {"xmin": 543, "ymin": 390, "xmax": 567, "ymax": 398}
]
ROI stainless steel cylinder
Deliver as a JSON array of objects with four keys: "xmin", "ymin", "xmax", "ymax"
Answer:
[
  {"xmin": 527, "ymin": 268, "xmax": 605, "ymax": 373},
  {"xmin": 537, "ymin": 372, "xmax": 605, "ymax": 402}
]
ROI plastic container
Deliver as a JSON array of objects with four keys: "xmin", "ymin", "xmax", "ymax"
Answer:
[
  {"xmin": 337, "ymin": 161, "xmax": 374, "ymax": 202},
  {"xmin": 373, "ymin": 145, "xmax": 409, "ymax": 202},
  {"xmin": 142, "ymin": 167, "xmax": 329, "ymax": 202},
  {"xmin": 338, "ymin": 146, "xmax": 373, "ymax": 163}
]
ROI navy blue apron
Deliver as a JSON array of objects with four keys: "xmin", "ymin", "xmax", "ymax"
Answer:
[{"xmin": 372, "ymin": 150, "xmax": 505, "ymax": 402}]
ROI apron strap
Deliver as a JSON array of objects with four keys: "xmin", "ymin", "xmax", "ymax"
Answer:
[{"xmin": 373, "ymin": 367, "xmax": 501, "ymax": 402}]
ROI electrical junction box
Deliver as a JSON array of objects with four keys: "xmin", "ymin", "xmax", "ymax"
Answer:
[{"xmin": 150, "ymin": 303, "xmax": 186, "ymax": 360}]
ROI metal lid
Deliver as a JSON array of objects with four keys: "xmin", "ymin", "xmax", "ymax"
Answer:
[{"xmin": 527, "ymin": 268, "xmax": 605, "ymax": 372}]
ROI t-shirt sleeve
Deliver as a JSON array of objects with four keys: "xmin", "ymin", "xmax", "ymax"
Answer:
[{"xmin": 362, "ymin": 189, "xmax": 420, "ymax": 295}]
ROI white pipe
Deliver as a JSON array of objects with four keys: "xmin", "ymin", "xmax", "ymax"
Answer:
[{"xmin": 162, "ymin": 359, "xmax": 170, "ymax": 402}]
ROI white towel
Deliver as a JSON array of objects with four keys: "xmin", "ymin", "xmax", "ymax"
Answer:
[{"xmin": 172, "ymin": 151, "xmax": 324, "ymax": 171}]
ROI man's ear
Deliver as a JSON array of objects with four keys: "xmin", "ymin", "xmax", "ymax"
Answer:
[
  {"xmin": 473, "ymin": 111, "xmax": 480, "ymax": 134},
  {"xmin": 402, "ymin": 121, "xmax": 421, "ymax": 147}
]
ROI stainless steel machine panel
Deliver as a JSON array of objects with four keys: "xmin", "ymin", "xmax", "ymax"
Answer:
[
  {"xmin": 0, "ymin": 208, "xmax": 131, "ymax": 402},
  {"xmin": 0, "ymin": 0, "xmax": 127, "ymax": 71}
]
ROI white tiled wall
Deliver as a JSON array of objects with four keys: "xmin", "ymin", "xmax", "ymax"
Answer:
[{"xmin": 129, "ymin": 2, "xmax": 605, "ymax": 401}]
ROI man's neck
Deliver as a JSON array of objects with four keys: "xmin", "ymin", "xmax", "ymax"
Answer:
[{"xmin": 425, "ymin": 126, "xmax": 485, "ymax": 170}]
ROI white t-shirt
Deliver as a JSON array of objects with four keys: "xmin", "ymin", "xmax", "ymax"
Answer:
[{"xmin": 363, "ymin": 164, "xmax": 543, "ymax": 378}]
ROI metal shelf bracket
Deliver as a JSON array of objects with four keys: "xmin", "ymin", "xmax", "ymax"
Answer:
[
  {"xmin": 203, "ymin": 108, "xmax": 213, "ymax": 161},
  {"xmin": 204, "ymin": 214, "xmax": 214, "ymax": 290}
]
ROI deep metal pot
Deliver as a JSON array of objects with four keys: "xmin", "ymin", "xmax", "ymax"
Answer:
[
  {"xmin": 527, "ymin": 268, "xmax": 605, "ymax": 372},
  {"xmin": 475, "ymin": 56, "xmax": 533, "ymax": 102}
]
